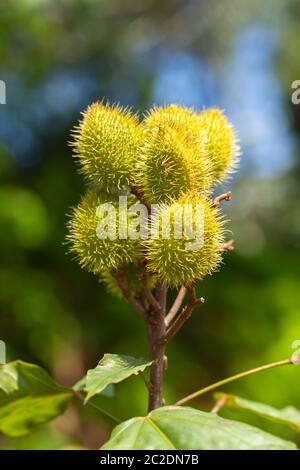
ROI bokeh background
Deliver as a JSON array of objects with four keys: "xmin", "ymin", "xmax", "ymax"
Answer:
[{"xmin": 1, "ymin": 0, "xmax": 300, "ymax": 449}]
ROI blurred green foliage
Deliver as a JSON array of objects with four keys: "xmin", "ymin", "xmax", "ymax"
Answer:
[{"xmin": 0, "ymin": 0, "xmax": 300, "ymax": 449}]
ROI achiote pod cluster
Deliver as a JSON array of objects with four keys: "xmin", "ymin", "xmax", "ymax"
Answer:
[{"xmin": 68, "ymin": 102, "xmax": 240, "ymax": 290}]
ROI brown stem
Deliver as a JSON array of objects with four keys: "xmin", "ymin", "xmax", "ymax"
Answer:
[
  {"xmin": 147, "ymin": 309, "xmax": 167, "ymax": 411},
  {"xmin": 115, "ymin": 270, "xmax": 166, "ymax": 410},
  {"xmin": 116, "ymin": 266, "xmax": 168, "ymax": 411},
  {"xmin": 117, "ymin": 267, "xmax": 204, "ymax": 412},
  {"xmin": 143, "ymin": 278, "xmax": 162, "ymax": 313},
  {"xmin": 156, "ymin": 281, "xmax": 168, "ymax": 314}
]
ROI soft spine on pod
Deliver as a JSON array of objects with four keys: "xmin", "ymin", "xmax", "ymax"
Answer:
[
  {"xmin": 71, "ymin": 101, "xmax": 143, "ymax": 193},
  {"xmin": 67, "ymin": 191, "xmax": 141, "ymax": 273},
  {"xmin": 137, "ymin": 105, "xmax": 214, "ymax": 204},
  {"xmin": 144, "ymin": 192, "xmax": 226, "ymax": 287}
]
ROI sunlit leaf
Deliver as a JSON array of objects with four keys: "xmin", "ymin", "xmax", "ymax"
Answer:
[
  {"xmin": 0, "ymin": 361, "xmax": 73, "ymax": 437},
  {"xmin": 215, "ymin": 393, "xmax": 300, "ymax": 433},
  {"xmin": 73, "ymin": 377, "xmax": 114, "ymax": 397},
  {"xmin": 101, "ymin": 406, "xmax": 297, "ymax": 450},
  {"xmin": 85, "ymin": 354, "xmax": 152, "ymax": 402}
]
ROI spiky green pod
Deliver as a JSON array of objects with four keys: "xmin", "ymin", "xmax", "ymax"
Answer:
[
  {"xmin": 137, "ymin": 105, "xmax": 213, "ymax": 204},
  {"xmin": 67, "ymin": 191, "xmax": 141, "ymax": 273},
  {"xmin": 145, "ymin": 193, "xmax": 225, "ymax": 287},
  {"xmin": 197, "ymin": 108, "xmax": 240, "ymax": 183},
  {"xmin": 72, "ymin": 102, "xmax": 143, "ymax": 193},
  {"xmin": 99, "ymin": 264, "xmax": 156, "ymax": 299},
  {"xmin": 144, "ymin": 105, "xmax": 201, "ymax": 135}
]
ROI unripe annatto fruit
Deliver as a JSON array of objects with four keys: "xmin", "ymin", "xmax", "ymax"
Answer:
[
  {"xmin": 67, "ymin": 191, "xmax": 141, "ymax": 272},
  {"xmin": 137, "ymin": 105, "xmax": 213, "ymax": 204},
  {"xmin": 72, "ymin": 102, "xmax": 143, "ymax": 193},
  {"xmin": 145, "ymin": 193, "xmax": 225, "ymax": 287},
  {"xmin": 144, "ymin": 104, "xmax": 201, "ymax": 135},
  {"xmin": 198, "ymin": 108, "xmax": 240, "ymax": 183}
]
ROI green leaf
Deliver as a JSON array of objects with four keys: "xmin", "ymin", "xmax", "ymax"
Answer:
[
  {"xmin": 215, "ymin": 393, "xmax": 300, "ymax": 433},
  {"xmin": 0, "ymin": 361, "xmax": 73, "ymax": 437},
  {"xmin": 73, "ymin": 377, "xmax": 115, "ymax": 397},
  {"xmin": 101, "ymin": 406, "xmax": 297, "ymax": 450},
  {"xmin": 85, "ymin": 354, "xmax": 152, "ymax": 403}
]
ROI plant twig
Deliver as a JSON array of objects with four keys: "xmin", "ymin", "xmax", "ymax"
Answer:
[
  {"xmin": 220, "ymin": 239, "xmax": 235, "ymax": 253},
  {"xmin": 73, "ymin": 390, "xmax": 121, "ymax": 423},
  {"xmin": 166, "ymin": 288, "xmax": 204, "ymax": 341},
  {"xmin": 115, "ymin": 270, "xmax": 147, "ymax": 320},
  {"xmin": 213, "ymin": 191, "xmax": 231, "ymax": 208},
  {"xmin": 165, "ymin": 286, "xmax": 187, "ymax": 327},
  {"xmin": 156, "ymin": 281, "xmax": 168, "ymax": 315},
  {"xmin": 142, "ymin": 275, "xmax": 162, "ymax": 314},
  {"xmin": 139, "ymin": 371, "xmax": 151, "ymax": 392},
  {"xmin": 147, "ymin": 312, "xmax": 167, "ymax": 411},
  {"xmin": 211, "ymin": 394, "xmax": 231, "ymax": 413},
  {"xmin": 175, "ymin": 355, "xmax": 300, "ymax": 406}
]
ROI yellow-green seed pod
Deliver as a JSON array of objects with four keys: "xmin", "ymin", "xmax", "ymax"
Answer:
[
  {"xmin": 145, "ymin": 192, "xmax": 225, "ymax": 287},
  {"xmin": 137, "ymin": 105, "xmax": 213, "ymax": 204},
  {"xmin": 198, "ymin": 108, "xmax": 240, "ymax": 183},
  {"xmin": 144, "ymin": 104, "xmax": 201, "ymax": 135},
  {"xmin": 72, "ymin": 102, "xmax": 143, "ymax": 193},
  {"xmin": 99, "ymin": 264, "xmax": 156, "ymax": 298},
  {"xmin": 67, "ymin": 191, "xmax": 141, "ymax": 273}
]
